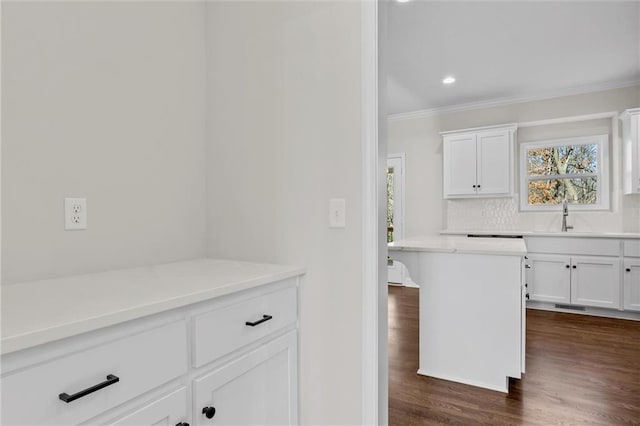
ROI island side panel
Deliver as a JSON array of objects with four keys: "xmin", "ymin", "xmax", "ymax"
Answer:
[{"xmin": 417, "ymin": 251, "xmax": 522, "ymax": 393}]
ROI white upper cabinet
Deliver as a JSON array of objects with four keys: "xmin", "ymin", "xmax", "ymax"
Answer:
[
  {"xmin": 620, "ymin": 108, "xmax": 640, "ymax": 194},
  {"xmin": 442, "ymin": 124, "xmax": 516, "ymax": 198}
]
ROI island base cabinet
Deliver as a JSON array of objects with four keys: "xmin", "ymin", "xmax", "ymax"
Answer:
[
  {"xmin": 193, "ymin": 331, "xmax": 298, "ymax": 426},
  {"xmin": 107, "ymin": 387, "xmax": 188, "ymax": 426},
  {"xmin": 623, "ymin": 259, "xmax": 640, "ymax": 311}
]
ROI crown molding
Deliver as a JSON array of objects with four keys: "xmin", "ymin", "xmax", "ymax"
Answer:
[{"xmin": 388, "ymin": 79, "xmax": 640, "ymax": 122}]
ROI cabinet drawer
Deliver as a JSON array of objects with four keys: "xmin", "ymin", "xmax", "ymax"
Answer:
[
  {"xmin": 1, "ymin": 321, "xmax": 187, "ymax": 426},
  {"xmin": 193, "ymin": 284, "xmax": 297, "ymax": 368},
  {"xmin": 623, "ymin": 240, "xmax": 640, "ymax": 257},
  {"xmin": 525, "ymin": 237, "xmax": 620, "ymax": 256}
]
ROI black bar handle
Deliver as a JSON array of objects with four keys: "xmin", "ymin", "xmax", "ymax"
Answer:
[
  {"xmin": 59, "ymin": 374, "xmax": 119, "ymax": 403},
  {"xmin": 524, "ymin": 265, "xmax": 531, "ymax": 269},
  {"xmin": 245, "ymin": 314, "xmax": 273, "ymax": 327}
]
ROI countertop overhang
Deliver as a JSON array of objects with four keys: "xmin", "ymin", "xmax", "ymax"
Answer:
[
  {"xmin": 389, "ymin": 235, "xmax": 527, "ymax": 256},
  {"xmin": 1, "ymin": 258, "xmax": 306, "ymax": 355}
]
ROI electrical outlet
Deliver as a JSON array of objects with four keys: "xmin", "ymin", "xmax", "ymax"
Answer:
[{"xmin": 65, "ymin": 198, "xmax": 87, "ymax": 230}]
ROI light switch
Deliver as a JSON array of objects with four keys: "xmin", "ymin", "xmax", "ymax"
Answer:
[{"xmin": 329, "ymin": 198, "xmax": 346, "ymax": 228}]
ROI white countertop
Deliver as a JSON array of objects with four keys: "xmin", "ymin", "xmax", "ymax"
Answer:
[
  {"xmin": 389, "ymin": 235, "xmax": 527, "ymax": 256},
  {"xmin": 1, "ymin": 258, "xmax": 305, "ymax": 355},
  {"xmin": 441, "ymin": 230, "xmax": 640, "ymax": 239}
]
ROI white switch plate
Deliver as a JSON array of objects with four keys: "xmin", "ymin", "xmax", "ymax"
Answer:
[
  {"xmin": 329, "ymin": 198, "xmax": 346, "ymax": 228},
  {"xmin": 64, "ymin": 198, "xmax": 87, "ymax": 230}
]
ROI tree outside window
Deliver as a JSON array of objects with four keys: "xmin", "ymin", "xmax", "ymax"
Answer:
[{"xmin": 520, "ymin": 135, "xmax": 609, "ymax": 211}]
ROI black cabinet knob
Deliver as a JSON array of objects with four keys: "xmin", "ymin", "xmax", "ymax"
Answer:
[
  {"xmin": 626, "ymin": 268, "xmax": 632, "ymax": 272},
  {"xmin": 566, "ymin": 265, "xmax": 570, "ymax": 269},
  {"xmin": 202, "ymin": 406, "xmax": 216, "ymax": 419},
  {"xmin": 472, "ymin": 185, "xmax": 477, "ymax": 188},
  {"xmin": 176, "ymin": 423, "xmax": 190, "ymax": 426},
  {"xmin": 572, "ymin": 265, "xmax": 577, "ymax": 269},
  {"xmin": 526, "ymin": 293, "xmax": 530, "ymax": 300}
]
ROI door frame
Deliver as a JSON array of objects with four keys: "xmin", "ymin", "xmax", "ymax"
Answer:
[{"xmin": 361, "ymin": 0, "xmax": 386, "ymax": 424}]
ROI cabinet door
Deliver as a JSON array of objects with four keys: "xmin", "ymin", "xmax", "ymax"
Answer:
[
  {"xmin": 108, "ymin": 388, "xmax": 188, "ymax": 426},
  {"xmin": 623, "ymin": 258, "xmax": 640, "ymax": 311},
  {"xmin": 528, "ymin": 254, "xmax": 571, "ymax": 303},
  {"xmin": 193, "ymin": 331, "xmax": 297, "ymax": 426},
  {"xmin": 477, "ymin": 130, "xmax": 512, "ymax": 195},
  {"xmin": 443, "ymin": 134, "xmax": 477, "ymax": 197},
  {"xmin": 570, "ymin": 256, "xmax": 621, "ymax": 309}
]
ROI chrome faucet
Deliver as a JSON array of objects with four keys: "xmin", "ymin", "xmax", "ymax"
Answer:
[{"xmin": 561, "ymin": 198, "xmax": 573, "ymax": 232}]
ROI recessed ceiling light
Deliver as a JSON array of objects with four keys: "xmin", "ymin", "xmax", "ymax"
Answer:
[{"xmin": 442, "ymin": 76, "xmax": 456, "ymax": 85}]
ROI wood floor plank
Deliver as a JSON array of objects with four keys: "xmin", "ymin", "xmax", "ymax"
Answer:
[{"xmin": 388, "ymin": 286, "xmax": 640, "ymax": 425}]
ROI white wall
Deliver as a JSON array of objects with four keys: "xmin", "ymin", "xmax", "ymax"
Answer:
[
  {"xmin": 389, "ymin": 86, "xmax": 640, "ymax": 236},
  {"xmin": 205, "ymin": 2, "xmax": 363, "ymax": 424},
  {"xmin": 1, "ymin": 1, "xmax": 207, "ymax": 284}
]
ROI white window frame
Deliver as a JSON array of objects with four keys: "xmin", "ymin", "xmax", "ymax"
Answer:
[{"xmin": 519, "ymin": 134, "xmax": 610, "ymax": 211}]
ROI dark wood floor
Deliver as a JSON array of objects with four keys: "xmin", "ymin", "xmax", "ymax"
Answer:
[{"xmin": 388, "ymin": 286, "xmax": 640, "ymax": 425}]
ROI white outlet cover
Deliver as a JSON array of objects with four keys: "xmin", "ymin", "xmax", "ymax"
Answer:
[{"xmin": 64, "ymin": 198, "xmax": 87, "ymax": 230}]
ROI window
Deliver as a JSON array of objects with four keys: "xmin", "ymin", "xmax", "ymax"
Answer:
[{"xmin": 519, "ymin": 135, "xmax": 609, "ymax": 211}]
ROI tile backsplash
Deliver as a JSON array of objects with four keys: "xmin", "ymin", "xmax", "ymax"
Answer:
[
  {"xmin": 447, "ymin": 197, "xmax": 521, "ymax": 231},
  {"xmin": 446, "ymin": 193, "xmax": 640, "ymax": 233}
]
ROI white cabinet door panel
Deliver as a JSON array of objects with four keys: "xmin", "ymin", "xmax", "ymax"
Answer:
[
  {"xmin": 193, "ymin": 331, "xmax": 297, "ymax": 426},
  {"xmin": 444, "ymin": 134, "xmax": 477, "ymax": 196},
  {"xmin": 477, "ymin": 130, "xmax": 511, "ymax": 195},
  {"xmin": 623, "ymin": 259, "xmax": 640, "ymax": 311},
  {"xmin": 528, "ymin": 254, "xmax": 571, "ymax": 303},
  {"xmin": 571, "ymin": 256, "xmax": 621, "ymax": 309}
]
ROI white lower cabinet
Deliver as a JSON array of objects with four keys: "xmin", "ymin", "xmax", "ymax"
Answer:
[
  {"xmin": 1, "ymin": 278, "xmax": 300, "ymax": 426},
  {"xmin": 107, "ymin": 387, "xmax": 188, "ymax": 426},
  {"xmin": 527, "ymin": 254, "xmax": 620, "ymax": 308},
  {"xmin": 194, "ymin": 331, "xmax": 298, "ymax": 426},
  {"xmin": 527, "ymin": 254, "xmax": 571, "ymax": 303},
  {"xmin": 571, "ymin": 256, "xmax": 620, "ymax": 309},
  {"xmin": 623, "ymin": 258, "xmax": 640, "ymax": 311}
]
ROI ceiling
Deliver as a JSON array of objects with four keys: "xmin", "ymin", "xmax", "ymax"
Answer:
[{"xmin": 386, "ymin": 1, "xmax": 640, "ymax": 116}]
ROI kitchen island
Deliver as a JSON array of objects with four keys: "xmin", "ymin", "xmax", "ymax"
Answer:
[{"xmin": 389, "ymin": 236, "xmax": 527, "ymax": 393}]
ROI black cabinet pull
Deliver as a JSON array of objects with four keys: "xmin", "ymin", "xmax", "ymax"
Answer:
[
  {"xmin": 626, "ymin": 268, "xmax": 632, "ymax": 272},
  {"xmin": 59, "ymin": 374, "xmax": 119, "ymax": 403},
  {"xmin": 472, "ymin": 185, "xmax": 477, "ymax": 188},
  {"xmin": 477, "ymin": 184, "xmax": 481, "ymax": 188},
  {"xmin": 176, "ymin": 423, "xmax": 190, "ymax": 426},
  {"xmin": 245, "ymin": 314, "xmax": 273, "ymax": 327},
  {"xmin": 566, "ymin": 265, "xmax": 570, "ymax": 269},
  {"xmin": 524, "ymin": 265, "xmax": 531, "ymax": 269},
  {"xmin": 202, "ymin": 406, "xmax": 216, "ymax": 419},
  {"xmin": 526, "ymin": 293, "xmax": 530, "ymax": 300},
  {"xmin": 572, "ymin": 265, "xmax": 577, "ymax": 269},
  {"xmin": 525, "ymin": 283, "xmax": 528, "ymax": 288}
]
